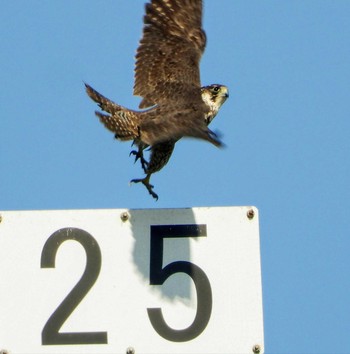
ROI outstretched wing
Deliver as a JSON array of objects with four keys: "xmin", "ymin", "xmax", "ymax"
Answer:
[{"xmin": 134, "ymin": 0, "xmax": 206, "ymax": 108}]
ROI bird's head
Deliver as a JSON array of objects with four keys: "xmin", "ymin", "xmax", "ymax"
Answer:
[{"xmin": 201, "ymin": 84, "xmax": 229, "ymax": 124}]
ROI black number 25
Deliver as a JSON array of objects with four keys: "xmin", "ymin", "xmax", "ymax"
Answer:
[
  {"xmin": 40, "ymin": 224, "xmax": 212, "ymax": 345},
  {"xmin": 148, "ymin": 224, "xmax": 212, "ymax": 342}
]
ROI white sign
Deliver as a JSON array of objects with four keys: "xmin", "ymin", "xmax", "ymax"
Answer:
[{"xmin": 0, "ymin": 207, "xmax": 264, "ymax": 354}]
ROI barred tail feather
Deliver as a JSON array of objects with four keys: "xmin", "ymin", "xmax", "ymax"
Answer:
[
  {"xmin": 85, "ymin": 82, "xmax": 123, "ymax": 115},
  {"xmin": 85, "ymin": 82, "xmax": 140, "ymax": 141},
  {"xmin": 95, "ymin": 111, "xmax": 138, "ymax": 141}
]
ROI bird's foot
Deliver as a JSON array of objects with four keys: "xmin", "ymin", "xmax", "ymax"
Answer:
[
  {"xmin": 129, "ymin": 150, "xmax": 149, "ymax": 173},
  {"xmin": 130, "ymin": 175, "xmax": 158, "ymax": 200}
]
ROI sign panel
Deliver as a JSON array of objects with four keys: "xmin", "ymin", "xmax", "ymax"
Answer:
[{"xmin": 0, "ymin": 207, "xmax": 264, "ymax": 354}]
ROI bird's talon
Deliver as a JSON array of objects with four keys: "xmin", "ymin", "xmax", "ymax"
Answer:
[
  {"xmin": 129, "ymin": 149, "xmax": 149, "ymax": 172},
  {"xmin": 150, "ymin": 191, "xmax": 159, "ymax": 201},
  {"xmin": 130, "ymin": 178, "xmax": 140, "ymax": 184},
  {"xmin": 130, "ymin": 176, "xmax": 158, "ymax": 200}
]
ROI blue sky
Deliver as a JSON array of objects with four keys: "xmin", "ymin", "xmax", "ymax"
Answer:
[{"xmin": 1, "ymin": 1, "xmax": 350, "ymax": 353}]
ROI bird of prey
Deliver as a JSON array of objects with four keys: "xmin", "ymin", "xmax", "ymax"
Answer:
[{"xmin": 85, "ymin": 0, "xmax": 229, "ymax": 200}]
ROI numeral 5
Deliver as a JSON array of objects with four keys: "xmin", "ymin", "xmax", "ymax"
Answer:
[{"xmin": 148, "ymin": 224, "xmax": 212, "ymax": 342}]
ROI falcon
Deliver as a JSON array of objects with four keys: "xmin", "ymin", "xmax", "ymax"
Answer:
[{"xmin": 85, "ymin": 0, "xmax": 229, "ymax": 200}]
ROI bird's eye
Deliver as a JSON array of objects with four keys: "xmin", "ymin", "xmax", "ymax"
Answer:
[{"xmin": 212, "ymin": 86, "xmax": 220, "ymax": 92}]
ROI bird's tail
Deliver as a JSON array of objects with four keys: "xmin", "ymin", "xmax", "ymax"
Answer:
[
  {"xmin": 85, "ymin": 83, "xmax": 139, "ymax": 141},
  {"xmin": 85, "ymin": 83, "xmax": 122, "ymax": 115}
]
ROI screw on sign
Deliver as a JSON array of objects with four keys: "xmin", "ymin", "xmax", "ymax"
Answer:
[
  {"xmin": 252, "ymin": 344, "xmax": 261, "ymax": 353},
  {"xmin": 120, "ymin": 211, "xmax": 129, "ymax": 222},
  {"xmin": 126, "ymin": 347, "xmax": 135, "ymax": 354},
  {"xmin": 247, "ymin": 209, "xmax": 255, "ymax": 220}
]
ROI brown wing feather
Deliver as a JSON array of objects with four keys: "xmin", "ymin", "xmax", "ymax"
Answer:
[{"xmin": 134, "ymin": 0, "xmax": 206, "ymax": 108}]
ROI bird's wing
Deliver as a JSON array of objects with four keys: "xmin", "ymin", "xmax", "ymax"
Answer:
[{"xmin": 134, "ymin": 0, "xmax": 206, "ymax": 108}]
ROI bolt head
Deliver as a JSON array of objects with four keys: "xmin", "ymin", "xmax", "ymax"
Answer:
[
  {"xmin": 126, "ymin": 347, "xmax": 135, "ymax": 354},
  {"xmin": 120, "ymin": 212, "xmax": 129, "ymax": 222},
  {"xmin": 247, "ymin": 209, "xmax": 255, "ymax": 220},
  {"xmin": 252, "ymin": 344, "xmax": 261, "ymax": 353}
]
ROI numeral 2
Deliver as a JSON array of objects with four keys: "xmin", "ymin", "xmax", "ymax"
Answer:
[
  {"xmin": 40, "ymin": 228, "xmax": 108, "ymax": 345},
  {"xmin": 148, "ymin": 224, "xmax": 212, "ymax": 342}
]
